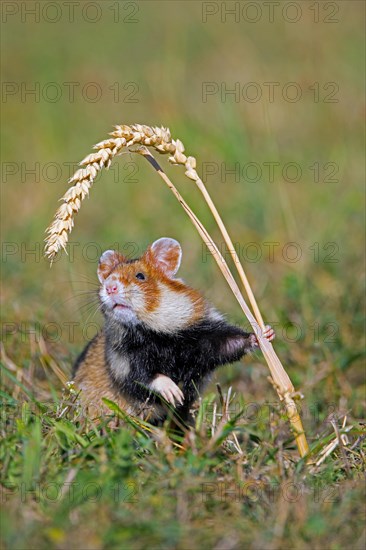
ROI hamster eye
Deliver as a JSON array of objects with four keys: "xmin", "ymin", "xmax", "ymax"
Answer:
[{"xmin": 135, "ymin": 272, "xmax": 146, "ymax": 281}]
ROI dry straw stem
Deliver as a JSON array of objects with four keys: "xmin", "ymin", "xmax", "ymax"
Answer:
[{"xmin": 45, "ymin": 124, "xmax": 309, "ymax": 458}]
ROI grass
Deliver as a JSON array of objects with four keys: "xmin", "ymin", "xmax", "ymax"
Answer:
[
  {"xmin": 1, "ymin": 365, "xmax": 365, "ymax": 549},
  {"xmin": 1, "ymin": 2, "xmax": 365, "ymax": 549}
]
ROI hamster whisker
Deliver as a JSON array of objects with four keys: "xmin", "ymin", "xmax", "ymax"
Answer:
[
  {"xmin": 77, "ymin": 299, "xmax": 100, "ymax": 313},
  {"xmin": 84, "ymin": 302, "xmax": 104, "ymax": 325}
]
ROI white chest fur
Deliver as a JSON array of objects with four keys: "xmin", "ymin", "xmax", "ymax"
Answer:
[{"xmin": 108, "ymin": 350, "xmax": 131, "ymax": 380}]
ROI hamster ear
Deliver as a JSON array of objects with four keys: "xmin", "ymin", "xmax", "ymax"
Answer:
[
  {"xmin": 97, "ymin": 250, "xmax": 125, "ymax": 283},
  {"xmin": 146, "ymin": 238, "xmax": 182, "ymax": 277}
]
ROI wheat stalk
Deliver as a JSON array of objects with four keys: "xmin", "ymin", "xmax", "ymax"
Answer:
[{"xmin": 45, "ymin": 124, "xmax": 309, "ymax": 458}]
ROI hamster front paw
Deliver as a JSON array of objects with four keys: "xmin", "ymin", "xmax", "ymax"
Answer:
[
  {"xmin": 252, "ymin": 325, "xmax": 276, "ymax": 347},
  {"xmin": 150, "ymin": 374, "xmax": 184, "ymax": 406}
]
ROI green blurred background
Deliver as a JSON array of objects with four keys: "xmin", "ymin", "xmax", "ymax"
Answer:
[
  {"xmin": 2, "ymin": 1, "xmax": 364, "ymax": 336},
  {"xmin": 2, "ymin": 1, "xmax": 364, "ymax": 372},
  {"xmin": 1, "ymin": 1, "xmax": 365, "ymax": 548}
]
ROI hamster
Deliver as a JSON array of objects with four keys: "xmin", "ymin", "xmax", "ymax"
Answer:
[{"xmin": 73, "ymin": 237, "xmax": 275, "ymax": 425}]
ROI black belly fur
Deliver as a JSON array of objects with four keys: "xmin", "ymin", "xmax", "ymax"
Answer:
[{"xmin": 103, "ymin": 317, "xmax": 256, "ymax": 420}]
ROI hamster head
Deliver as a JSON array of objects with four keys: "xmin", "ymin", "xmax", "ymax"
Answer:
[{"xmin": 98, "ymin": 237, "xmax": 206, "ymax": 333}]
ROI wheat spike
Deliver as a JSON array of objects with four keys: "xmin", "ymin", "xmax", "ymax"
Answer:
[{"xmin": 45, "ymin": 125, "xmax": 199, "ymax": 260}]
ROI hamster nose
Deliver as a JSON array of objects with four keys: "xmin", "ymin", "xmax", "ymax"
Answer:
[{"xmin": 106, "ymin": 284, "xmax": 118, "ymax": 295}]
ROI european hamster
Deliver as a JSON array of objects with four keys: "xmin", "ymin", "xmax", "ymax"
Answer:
[{"xmin": 73, "ymin": 237, "xmax": 275, "ymax": 424}]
